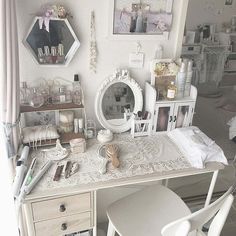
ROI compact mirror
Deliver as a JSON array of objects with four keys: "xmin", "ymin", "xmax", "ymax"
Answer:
[
  {"xmin": 95, "ymin": 71, "xmax": 143, "ymax": 133},
  {"xmin": 24, "ymin": 17, "xmax": 80, "ymax": 66}
]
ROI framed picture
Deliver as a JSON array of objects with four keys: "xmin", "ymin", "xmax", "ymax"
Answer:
[
  {"xmin": 108, "ymin": 0, "xmax": 173, "ymax": 40},
  {"xmin": 225, "ymin": 0, "xmax": 233, "ymax": 6}
]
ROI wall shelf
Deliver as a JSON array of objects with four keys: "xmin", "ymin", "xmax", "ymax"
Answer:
[{"xmin": 20, "ymin": 103, "xmax": 84, "ymax": 113}]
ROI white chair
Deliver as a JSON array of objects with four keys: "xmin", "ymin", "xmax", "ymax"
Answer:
[{"xmin": 106, "ymin": 184, "xmax": 234, "ymax": 236}]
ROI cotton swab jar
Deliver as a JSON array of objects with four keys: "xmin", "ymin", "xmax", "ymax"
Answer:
[{"xmin": 59, "ymin": 111, "xmax": 74, "ymax": 133}]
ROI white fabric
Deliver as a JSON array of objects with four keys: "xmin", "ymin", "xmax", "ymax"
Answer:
[
  {"xmin": 0, "ymin": 0, "xmax": 20, "ymax": 157},
  {"xmin": 227, "ymin": 116, "xmax": 236, "ymax": 140},
  {"xmin": 0, "ymin": 1, "xmax": 20, "ymax": 235},
  {"xmin": 22, "ymin": 125, "xmax": 60, "ymax": 144},
  {"xmin": 167, "ymin": 126, "xmax": 228, "ymax": 169}
]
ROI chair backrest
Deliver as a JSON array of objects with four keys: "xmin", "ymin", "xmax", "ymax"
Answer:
[{"xmin": 161, "ymin": 187, "xmax": 234, "ymax": 236}]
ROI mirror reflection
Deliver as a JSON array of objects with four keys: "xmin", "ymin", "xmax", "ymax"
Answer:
[
  {"xmin": 102, "ymin": 82, "xmax": 135, "ymax": 125},
  {"xmin": 25, "ymin": 18, "xmax": 80, "ymax": 65}
]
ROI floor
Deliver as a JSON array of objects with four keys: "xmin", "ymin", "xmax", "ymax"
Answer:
[{"xmin": 194, "ymin": 86, "xmax": 236, "ymax": 235}]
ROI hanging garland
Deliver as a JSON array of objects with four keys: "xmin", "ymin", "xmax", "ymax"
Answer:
[{"xmin": 90, "ymin": 11, "xmax": 97, "ymax": 73}]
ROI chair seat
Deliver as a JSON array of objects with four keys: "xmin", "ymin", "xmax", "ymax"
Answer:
[{"xmin": 107, "ymin": 184, "xmax": 193, "ymax": 236}]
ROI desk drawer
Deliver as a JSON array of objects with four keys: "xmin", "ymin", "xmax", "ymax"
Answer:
[
  {"xmin": 34, "ymin": 211, "xmax": 91, "ymax": 236},
  {"xmin": 32, "ymin": 192, "xmax": 91, "ymax": 222}
]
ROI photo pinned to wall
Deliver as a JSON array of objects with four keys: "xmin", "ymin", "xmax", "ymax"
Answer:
[
  {"xmin": 23, "ymin": 111, "xmax": 56, "ymax": 127},
  {"xmin": 225, "ymin": 0, "xmax": 233, "ymax": 6},
  {"xmin": 110, "ymin": 0, "xmax": 173, "ymax": 39}
]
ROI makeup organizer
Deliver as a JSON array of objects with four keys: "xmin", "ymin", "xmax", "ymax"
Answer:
[{"xmin": 130, "ymin": 112, "xmax": 152, "ymax": 138}]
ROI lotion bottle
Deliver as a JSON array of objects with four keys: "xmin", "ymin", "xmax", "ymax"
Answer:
[
  {"xmin": 184, "ymin": 60, "xmax": 193, "ymax": 97},
  {"xmin": 176, "ymin": 62, "xmax": 187, "ymax": 99}
]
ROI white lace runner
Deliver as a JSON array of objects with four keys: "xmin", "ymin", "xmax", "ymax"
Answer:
[{"xmin": 30, "ymin": 133, "xmax": 191, "ymax": 193}]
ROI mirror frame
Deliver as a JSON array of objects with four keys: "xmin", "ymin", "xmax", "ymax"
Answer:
[
  {"xmin": 23, "ymin": 17, "xmax": 80, "ymax": 66},
  {"xmin": 95, "ymin": 73, "xmax": 143, "ymax": 133}
]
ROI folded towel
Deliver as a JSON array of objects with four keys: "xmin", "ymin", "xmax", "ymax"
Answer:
[
  {"xmin": 227, "ymin": 116, "xmax": 236, "ymax": 140},
  {"xmin": 167, "ymin": 126, "xmax": 228, "ymax": 168}
]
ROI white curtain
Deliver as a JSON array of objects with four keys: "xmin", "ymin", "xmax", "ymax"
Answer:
[
  {"xmin": 0, "ymin": 0, "xmax": 20, "ymax": 160},
  {"xmin": 0, "ymin": 0, "xmax": 21, "ymax": 235}
]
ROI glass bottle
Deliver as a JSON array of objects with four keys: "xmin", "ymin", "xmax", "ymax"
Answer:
[
  {"xmin": 20, "ymin": 81, "xmax": 31, "ymax": 105},
  {"xmin": 29, "ymin": 88, "xmax": 44, "ymax": 108},
  {"xmin": 65, "ymin": 88, "xmax": 72, "ymax": 103},
  {"xmin": 166, "ymin": 81, "xmax": 177, "ymax": 100},
  {"xmin": 56, "ymin": 44, "xmax": 65, "ymax": 64},
  {"xmin": 37, "ymin": 48, "xmax": 45, "ymax": 64},
  {"xmin": 51, "ymin": 46, "xmax": 57, "ymax": 64},
  {"xmin": 72, "ymin": 74, "xmax": 82, "ymax": 105},
  {"xmin": 57, "ymin": 86, "xmax": 66, "ymax": 103},
  {"xmin": 44, "ymin": 46, "xmax": 52, "ymax": 64}
]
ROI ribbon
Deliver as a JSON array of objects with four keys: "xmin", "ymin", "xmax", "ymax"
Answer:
[{"xmin": 39, "ymin": 16, "xmax": 50, "ymax": 32}]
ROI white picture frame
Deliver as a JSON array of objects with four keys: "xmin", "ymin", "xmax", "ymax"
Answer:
[{"xmin": 108, "ymin": 0, "xmax": 173, "ymax": 40}]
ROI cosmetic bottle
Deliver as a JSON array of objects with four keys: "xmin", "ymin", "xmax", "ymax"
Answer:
[
  {"xmin": 56, "ymin": 44, "xmax": 65, "ymax": 64},
  {"xmin": 72, "ymin": 74, "xmax": 82, "ymax": 105},
  {"xmin": 44, "ymin": 46, "xmax": 52, "ymax": 64},
  {"xmin": 184, "ymin": 60, "xmax": 193, "ymax": 97},
  {"xmin": 65, "ymin": 89, "xmax": 72, "ymax": 103},
  {"xmin": 29, "ymin": 88, "xmax": 44, "ymax": 108},
  {"xmin": 37, "ymin": 48, "xmax": 45, "ymax": 64},
  {"xmin": 20, "ymin": 82, "xmax": 31, "ymax": 105},
  {"xmin": 166, "ymin": 81, "xmax": 177, "ymax": 100},
  {"xmin": 57, "ymin": 86, "xmax": 66, "ymax": 103},
  {"xmin": 51, "ymin": 46, "xmax": 57, "ymax": 64},
  {"xmin": 176, "ymin": 62, "xmax": 187, "ymax": 99}
]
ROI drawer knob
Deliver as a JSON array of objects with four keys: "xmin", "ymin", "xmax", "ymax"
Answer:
[
  {"xmin": 61, "ymin": 223, "xmax": 67, "ymax": 231},
  {"xmin": 59, "ymin": 204, "xmax": 66, "ymax": 212}
]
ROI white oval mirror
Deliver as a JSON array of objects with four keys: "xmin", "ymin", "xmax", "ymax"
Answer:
[
  {"xmin": 24, "ymin": 17, "xmax": 80, "ymax": 66},
  {"xmin": 95, "ymin": 71, "xmax": 143, "ymax": 133}
]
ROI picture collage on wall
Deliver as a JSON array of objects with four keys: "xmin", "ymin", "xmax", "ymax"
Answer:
[{"xmin": 113, "ymin": 0, "xmax": 173, "ymax": 34}]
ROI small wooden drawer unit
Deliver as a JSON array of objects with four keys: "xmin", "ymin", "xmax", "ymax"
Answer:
[{"xmin": 24, "ymin": 192, "xmax": 94, "ymax": 236}]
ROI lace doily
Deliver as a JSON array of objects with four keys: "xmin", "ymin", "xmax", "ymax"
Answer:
[{"xmin": 30, "ymin": 133, "xmax": 191, "ymax": 194}]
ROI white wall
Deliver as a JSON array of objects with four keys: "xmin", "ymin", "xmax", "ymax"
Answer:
[
  {"xmin": 186, "ymin": 0, "xmax": 236, "ymax": 32},
  {"xmin": 16, "ymin": 0, "xmax": 188, "ymax": 126}
]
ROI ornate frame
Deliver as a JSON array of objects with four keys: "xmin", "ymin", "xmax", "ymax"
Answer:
[{"xmin": 95, "ymin": 72, "xmax": 143, "ymax": 133}]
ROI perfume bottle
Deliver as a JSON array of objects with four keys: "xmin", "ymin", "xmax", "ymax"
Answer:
[
  {"xmin": 57, "ymin": 86, "xmax": 66, "ymax": 103},
  {"xmin": 51, "ymin": 46, "xmax": 57, "ymax": 64},
  {"xmin": 166, "ymin": 81, "xmax": 177, "ymax": 100},
  {"xmin": 29, "ymin": 88, "xmax": 44, "ymax": 108},
  {"xmin": 37, "ymin": 48, "xmax": 45, "ymax": 64},
  {"xmin": 20, "ymin": 82, "xmax": 31, "ymax": 105},
  {"xmin": 65, "ymin": 88, "xmax": 72, "ymax": 103},
  {"xmin": 72, "ymin": 74, "xmax": 82, "ymax": 105},
  {"xmin": 56, "ymin": 44, "xmax": 65, "ymax": 64},
  {"xmin": 44, "ymin": 46, "xmax": 52, "ymax": 64}
]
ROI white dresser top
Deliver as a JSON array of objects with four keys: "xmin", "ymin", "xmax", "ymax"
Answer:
[{"xmin": 25, "ymin": 133, "xmax": 224, "ymax": 202}]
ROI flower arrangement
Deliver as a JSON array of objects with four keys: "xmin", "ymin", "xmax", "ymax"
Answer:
[
  {"xmin": 154, "ymin": 61, "xmax": 179, "ymax": 76},
  {"xmin": 38, "ymin": 4, "xmax": 72, "ymax": 19}
]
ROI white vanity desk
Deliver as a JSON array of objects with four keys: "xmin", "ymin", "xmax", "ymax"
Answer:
[{"xmin": 22, "ymin": 133, "xmax": 224, "ymax": 236}]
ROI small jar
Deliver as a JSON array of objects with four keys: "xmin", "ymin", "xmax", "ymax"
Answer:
[
  {"xmin": 70, "ymin": 138, "xmax": 86, "ymax": 154},
  {"xmin": 59, "ymin": 111, "xmax": 74, "ymax": 133}
]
